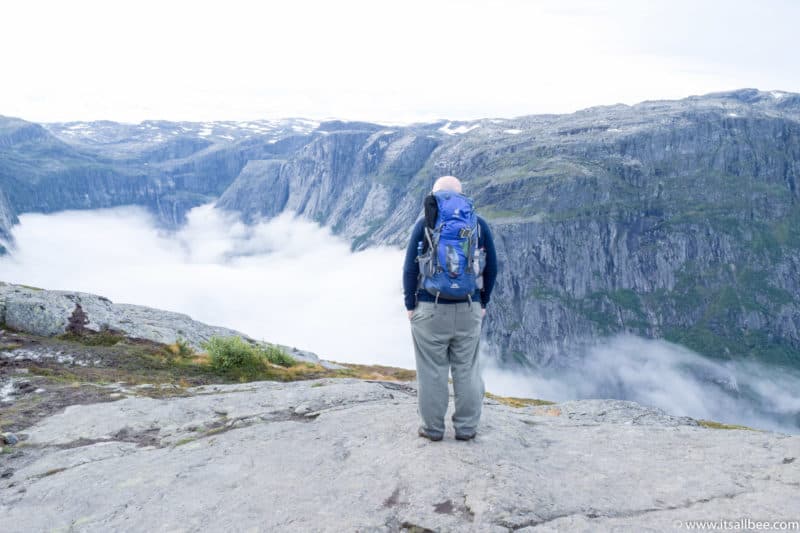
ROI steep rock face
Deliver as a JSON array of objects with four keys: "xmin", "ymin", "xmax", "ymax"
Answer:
[
  {"xmin": 470, "ymin": 106, "xmax": 800, "ymax": 366},
  {"xmin": 0, "ymin": 188, "xmax": 17, "ymax": 252},
  {"xmin": 0, "ymin": 117, "xmax": 316, "ymax": 230},
  {"xmin": 220, "ymin": 127, "xmax": 437, "ymax": 238},
  {"xmin": 215, "ymin": 159, "xmax": 289, "ymax": 220},
  {"xmin": 1, "ymin": 379, "xmax": 797, "ymax": 532}
]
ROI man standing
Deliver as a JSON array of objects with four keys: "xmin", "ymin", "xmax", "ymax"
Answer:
[{"xmin": 403, "ymin": 176, "xmax": 498, "ymax": 441}]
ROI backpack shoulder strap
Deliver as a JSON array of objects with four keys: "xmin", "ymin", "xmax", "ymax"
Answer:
[
  {"xmin": 424, "ymin": 194, "xmax": 438, "ymax": 229},
  {"xmin": 423, "ymin": 225, "xmax": 436, "ymax": 253}
]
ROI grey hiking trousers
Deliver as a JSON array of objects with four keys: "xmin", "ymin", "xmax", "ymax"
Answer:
[{"xmin": 410, "ymin": 300, "xmax": 485, "ymax": 438}]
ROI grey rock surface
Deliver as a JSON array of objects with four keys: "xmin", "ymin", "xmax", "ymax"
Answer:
[
  {"xmin": 0, "ymin": 378, "xmax": 797, "ymax": 532},
  {"xmin": 0, "ymin": 282, "xmax": 324, "ymax": 365},
  {"xmin": 0, "ymin": 187, "xmax": 17, "ymax": 251}
]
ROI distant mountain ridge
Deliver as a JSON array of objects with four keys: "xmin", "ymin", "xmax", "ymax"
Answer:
[{"xmin": 1, "ymin": 88, "xmax": 800, "ymax": 368}]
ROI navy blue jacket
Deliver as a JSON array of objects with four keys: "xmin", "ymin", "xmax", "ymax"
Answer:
[{"xmin": 403, "ymin": 216, "xmax": 498, "ymax": 310}]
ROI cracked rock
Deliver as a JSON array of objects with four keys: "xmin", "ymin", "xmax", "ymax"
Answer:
[{"xmin": 0, "ymin": 379, "xmax": 797, "ymax": 532}]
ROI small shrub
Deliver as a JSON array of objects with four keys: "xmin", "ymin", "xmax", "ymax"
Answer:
[
  {"xmin": 82, "ymin": 330, "xmax": 125, "ymax": 346},
  {"xmin": 66, "ymin": 304, "xmax": 89, "ymax": 335},
  {"xmin": 202, "ymin": 336, "xmax": 261, "ymax": 371},
  {"xmin": 258, "ymin": 345, "xmax": 295, "ymax": 367},
  {"xmin": 168, "ymin": 338, "xmax": 194, "ymax": 358},
  {"xmin": 60, "ymin": 329, "xmax": 124, "ymax": 346}
]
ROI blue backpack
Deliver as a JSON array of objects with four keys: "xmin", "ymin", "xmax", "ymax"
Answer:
[{"xmin": 417, "ymin": 191, "xmax": 485, "ymax": 302}]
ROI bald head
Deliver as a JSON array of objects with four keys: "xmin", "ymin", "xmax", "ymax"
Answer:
[{"xmin": 432, "ymin": 175, "xmax": 462, "ymax": 194}]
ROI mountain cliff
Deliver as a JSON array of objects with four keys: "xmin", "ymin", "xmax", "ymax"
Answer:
[{"xmin": 1, "ymin": 89, "xmax": 799, "ymax": 368}]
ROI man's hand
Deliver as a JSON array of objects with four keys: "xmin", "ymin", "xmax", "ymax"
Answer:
[
  {"xmin": 482, "ymin": 307, "xmax": 486, "ymax": 318},
  {"xmin": 408, "ymin": 309, "xmax": 414, "ymax": 320}
]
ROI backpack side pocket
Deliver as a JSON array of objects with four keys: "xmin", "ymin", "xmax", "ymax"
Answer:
[{"xmin": 416, "ymin": 250, "xmax": 434, "ymax": 289}]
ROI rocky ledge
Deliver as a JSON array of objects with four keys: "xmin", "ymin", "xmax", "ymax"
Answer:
[
  {"xmin": 0, "ymin": 282, "xmax": 333, "ymax": 367},
  {"xmin": 0, "ymin": 281, "xmax": 798, "ymax": 531},
  {"xmin": 0, "ymin": 378, "xmax": 797, "ymax": 532}
]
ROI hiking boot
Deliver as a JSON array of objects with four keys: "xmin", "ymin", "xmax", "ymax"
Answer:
[
  {"xmin": 455, "ymin": 431, "xmax": 476, "ymax": 441},
  {"xmin": 418, "ymin": 427, "xmax": 443, "ymax": 442}
]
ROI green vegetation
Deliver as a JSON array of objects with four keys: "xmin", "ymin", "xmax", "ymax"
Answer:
[
  {"xmin": 332, "ymin": 363, "xmax": 417, "ymax": 381},
  {"xmin": 0, "ymin": 342, "xmax": 22, "ymax": 351},
  {"xmin": 350, "ymin": 218, "xmax": 386, "ymax": 251},
  {"xmin": 202, "ymin": 336, "xmax": 260, "ymax": 371},
  {"xmin": 538, "ymin": 250, "xmax": 800, "ymax": 366},
  {"xmin": 167, "ymin": 338, "xmax": 195, "ymax": 358},
  {"xmin": 478, "ymin": 206, "xmax": 525, "ymax": 220},
  {"xmin": 650, "ymin": 261, "xmax": 800, "ymax": 366},
  {"xmin": 527, "ymin": 286, "xmax": 561, "ymax": 300},
  {"xmin": 260, "ymin": 344, "xmax": 296, "ymax": 367},
  {"xmin": 0, "ymin": 329, "xmax": 418, "ymax": 433},
  {"xmin": 201, "ymin": 336, "xmax": 296, "ymax": 373},
  {"xmin": 59, "ymin": 330, "xmax": 126, "ymax": 347},
  {"xmin": 697, "ymin": 419, "xmax": 754, "ymax": 431},
  {"xmin": 485, "ymin": 392, "xmax": 555, "ymax": 407},
  {"xmin": 41, "ymin": 467, "xmax": 68, "ymax": 477}
]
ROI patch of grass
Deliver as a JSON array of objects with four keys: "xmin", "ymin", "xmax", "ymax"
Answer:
[
  {"xmin": 174, "ymin": 437, "xmax": 197, "ymax": 447},
  {"xmin": 204, "ymin": 425, "xmax": 228, "ymax": 436},
  {"xmin": 202, "ymin": 335, "xmax": 296, "ymax": 370},
  {"xmin": 334, "ymin": 363, "xmax": 416, "ymax": 381},
  {"xmin": 60, "ymin": 330, "xmax": 125, "ymax": 347},
  {"xmin": 167, "ymin": 338, "xmax": 195, "ymax": 358},
  {"xmin": 697, "ymin": 419, "xmax": 754, "ymax": 431},
  {"xmin": 2, "ymin": 330, "xmax": 425, "ymax": 432},
  {"xmin": 199, "ymin": 336, "xmax": 330, "ymax": 382},
  {"xmin": 266, "ymin": 362, "xmax": 328, "ymax": 382},
  {"xmin": 0, "ymin": 342, "xmax": 22, "ymax": 350},
  {"xmin": 258, "ymin": 344, "xmax": 295, "ymax": 367},
  {"xmin": 485, "ymin": 392, "xmax": 555, "ymax": 407},
  {"xmin": 202, "ymin": 336, "xmax": 262, "ymax": 372},
  {"xmin": 27, "ymin": 366, "xmax": 85, "ymax": 384}
]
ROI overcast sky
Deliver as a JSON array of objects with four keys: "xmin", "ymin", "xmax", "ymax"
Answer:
[{"xmin": 2, "ymin": 0, "xmax": 798, "ymax": 124}]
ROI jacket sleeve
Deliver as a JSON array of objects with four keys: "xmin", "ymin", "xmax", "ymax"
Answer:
[
  {"xmin": 402, "ymin": 219, "xmax": 425, "ymax": 310},
  {"xmin": 479, "ymin": 218, "xmax": 498, "ymax": 308}
]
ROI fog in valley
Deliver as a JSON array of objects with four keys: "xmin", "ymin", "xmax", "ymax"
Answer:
[{"xmin": 2, "ymin": 206, "xmax": 797, "ymax": 433}]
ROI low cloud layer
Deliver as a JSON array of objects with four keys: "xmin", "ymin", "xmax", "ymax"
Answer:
[
  {"xmin": 1, "ymin": 205, "xmax": 798, "ymax": 433},
  {"xmin": 0, "ymin": 205, "xmax": 412, "ymax": 366},
  {"xmin": 483, "ymin": 336, "xmax": 800, "ymax": 433}
]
